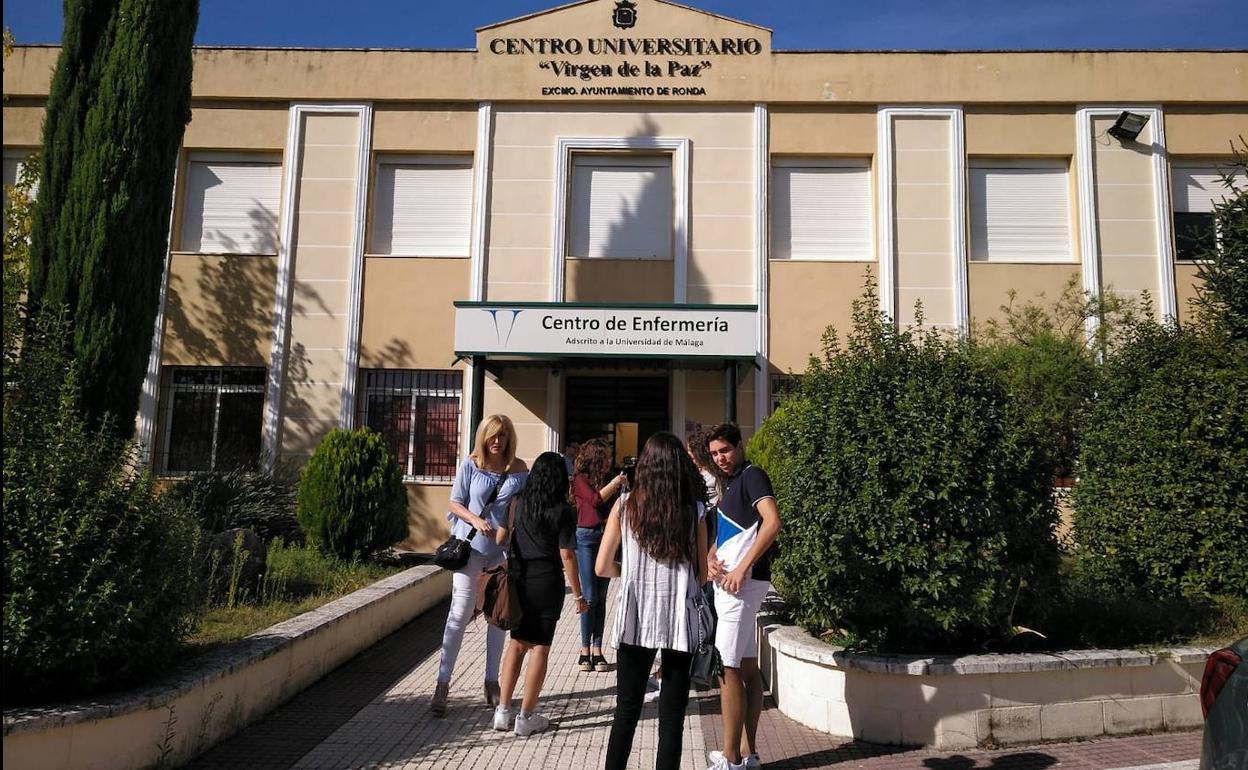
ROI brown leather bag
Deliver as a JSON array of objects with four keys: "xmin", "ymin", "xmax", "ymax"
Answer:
[{"xmin": 476, "ymin": 503, "xmax": 523, "ymax": 631}]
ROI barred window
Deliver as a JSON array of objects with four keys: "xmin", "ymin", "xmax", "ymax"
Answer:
[
  {"xmin": 358, "ymin": 370, "xmax": 462, "ymax": 481},
  {"xmin": 159, "ymin": 367, "xmax": 266, "ymax": 474},
  {"xmin": 770, "ymin": 374, "xmax": 802, "ymax": 415}
]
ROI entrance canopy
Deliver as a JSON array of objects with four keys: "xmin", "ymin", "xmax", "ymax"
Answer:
[{"xmin": 453, "ymin": 301, "xmax": 758, "ymax": 362}]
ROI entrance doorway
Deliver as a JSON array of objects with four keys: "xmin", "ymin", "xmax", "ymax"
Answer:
[{"xmin": 564, "ymin": 375, "xmax": 669, "ymax": 463}]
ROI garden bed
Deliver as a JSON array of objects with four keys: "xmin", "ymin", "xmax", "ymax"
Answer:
[{"xmin": 756, "ymin": 596, "xmax": 1211, "ymax": 750}]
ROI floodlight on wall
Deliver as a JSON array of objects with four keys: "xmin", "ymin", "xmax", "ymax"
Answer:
[{"xmin": 1107, "ymin": 111, "xmax": 1150, "ymax": 142}]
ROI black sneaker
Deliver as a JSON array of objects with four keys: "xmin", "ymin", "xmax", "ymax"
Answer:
[{"xmin": 578, "ymin": 653, "xmax": 593, "ymax": 672}]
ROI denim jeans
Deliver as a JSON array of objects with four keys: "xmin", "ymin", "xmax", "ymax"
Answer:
[{"xmin": 575, "ymin": 526, "xmax": 609, "ymax": 649}]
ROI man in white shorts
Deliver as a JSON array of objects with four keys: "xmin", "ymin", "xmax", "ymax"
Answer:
[{"xmin": 704, "ymin": 423, "xmax": 781, "ymax": 770}]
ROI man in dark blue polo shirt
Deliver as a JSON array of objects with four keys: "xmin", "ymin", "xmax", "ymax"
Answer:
[{"xmin": 704, "ymin": 423, "xmax": 781, "ymax": 770}]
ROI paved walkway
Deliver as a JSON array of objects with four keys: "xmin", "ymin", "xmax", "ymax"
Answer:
[{"xmin": 188, "ymin": 584, "xmax": 1202, "ymax": 770}]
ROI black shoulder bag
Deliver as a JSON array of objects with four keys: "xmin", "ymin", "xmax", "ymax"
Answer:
[{"xmin": 432, "ymin": 471, "xmax": 509, "ymax": 571}]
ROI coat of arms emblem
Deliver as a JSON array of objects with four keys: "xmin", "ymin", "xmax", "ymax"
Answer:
[{"xmin": 612, "ymin": 0, "xmax": 638, "ymax": 30}]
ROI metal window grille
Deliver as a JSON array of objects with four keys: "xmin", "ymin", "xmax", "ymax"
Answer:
[
  {"xmin": 358, "ymin": 370, "xmax": 463, "ymax": 481},
  {"xmin": 158, "ymin": 366, "xmax": 266, "ymax": 474},
  {"xmin": 770, "ymin": 374, "xmax": 802, "ymax": 415}
]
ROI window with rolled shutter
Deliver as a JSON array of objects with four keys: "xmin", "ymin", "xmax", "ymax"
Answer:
[
  {"xmin": 1171, "ymin": 163, "xmax": 1244, "ymax": 261},
  {"xmin": 372, "ymin": 158, "xmax": 472, "ymax": 256},
  {"xmin": 969, "ymin": 160, "xmax": 1072, "ymax": 263},
  {"xmin": 181, "ymin": 157, "xmax": 282, "ymax": 254},
  {"xmin": 569, "ymin": 155, "xmax": 672, "ymax": 260},
  {"xmin": 771, "ymin": 159, "xmax": 872, "ymax": 261}
]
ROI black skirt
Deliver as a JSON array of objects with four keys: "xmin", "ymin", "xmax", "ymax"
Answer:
[{"xmin": 511, "ymin": 558, "xmax": 565, "ymax": 645}]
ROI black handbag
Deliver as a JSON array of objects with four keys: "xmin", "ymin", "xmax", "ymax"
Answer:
[
  {"xmin": 432, "ymin": 471, "xmax": 508, "ymax": 571},
  {"xmin": 688, "ymin": 585, "xmax": 723, "ymax": 687}
]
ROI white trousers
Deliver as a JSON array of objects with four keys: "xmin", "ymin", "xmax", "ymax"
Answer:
[{"xmin": 437, "ymin": 549, "xmax": 506, "ymax": 684}]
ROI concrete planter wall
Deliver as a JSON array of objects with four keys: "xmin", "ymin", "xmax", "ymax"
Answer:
[
  {"xmin": 3, "ymin": 565, "xmax": 451, "ymax": 770},
  {"xmin": 759, "ymin": 611, "xmax": 1210, "ymax": 749}
]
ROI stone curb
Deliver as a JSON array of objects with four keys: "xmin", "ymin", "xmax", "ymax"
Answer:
[
  {"xmin": 2, "ymin": 564, "xmax": 444, "ymax": 737},
  {"xmin": 765, "ymin": 624, "xmax": 1215, "ymax": 676}
]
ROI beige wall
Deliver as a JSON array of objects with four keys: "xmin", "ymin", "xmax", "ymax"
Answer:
[
  {"xmin": 769, "ymin": 261, "xmax": 875, "ymax": 372},
  {"xmin": 565, "ymin": 258, "xmax": 675, "ymax": 303},
  {"xmin": 403, "ymin": 484, "xmax": 454, "ymax": 552},
  {"xmin": 1088, "ymin": 113, "xmax": 1163, "ymax": 313},
  {"xmin": 483, "ymin": 366, "xmax": 549, "ymax": 463},
  {"xmin": 967, "ymin": 262, "xmax": 1082, "ymax": 332},
  {"xmin": 770, "ymin": 108, "xmax": 875, "ymax": 155},
  {"xmin": 276, "ymin": 111, "xmax": 363, "ymax": 462},
  {"xmin": 890, "ymin": 114, "xmax": 958, "ymax": 329},
  {"xmin": 1, "ymin": 100, "xmax": 43, "ymax": 146},
  {"xmin": 373, "ymin": 105, "xmax": 478, "ymax": 152},
  {"xmin": 161, "ymin": 254, "xmax": 277, "ymax": 366},
  {"xmin": 964, "ymin": 108, "xmax": 1075, "ymax": 156},
  {"xmin": 359, "ymin": 257, "xmax": 469, "ymax": 369},
  {"xmin": 486, "ymin": 106, "xmax": 755, "ymax": 304},
  {"xmin": 685, "ymin": 369, "xmax": 755, "ymax": 437},
  {"xmin": 1175, "ymin": 262, "xmax": 1204, "ymax": 326},
  {"xmin": 1165, "ymin": 107, "xmax": 1248, "ymax": 155},
  {"xmin": 184, "ymin": 102, "xmax": 288, "ymax": 150}
]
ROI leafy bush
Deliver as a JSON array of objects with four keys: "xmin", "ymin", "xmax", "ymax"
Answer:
[
  {"xmin": 296, "ymin": 428, "xmax": 408, "ymax": 560},
  {"xmin": 768, "ymin": 288, "xmax": 1060, "ymax": 651},
  {"xmin": 170, "ymin": 465, "xmax": 300, "ymax": 542},
  {"xmin": 1193, "ymin": 138, "xmax": 1248, "ymax": 340},
  {"xmin": 1073, "ymin": 319, "xmax": 1248, "ymax": 602},
  {"xmin": 3, "ymin": 313, "xmax": 205, "ymax": 705},
  {"xmin": 973, "ymin": 277, "xmax": 1137, "ymax": 480},
  {"xmin": 745, "ymin": 401, "xmax": 786, "ymax": 477}
]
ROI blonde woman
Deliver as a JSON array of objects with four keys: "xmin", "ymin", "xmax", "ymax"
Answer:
[{"xmin": 430, "ymin": 415, "xmax": 528, "ymax": 715}]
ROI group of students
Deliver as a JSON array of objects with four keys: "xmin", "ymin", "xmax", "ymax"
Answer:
[{"xmin": 429, "ymin": 413, "xmax": 781, "ymax": 770}]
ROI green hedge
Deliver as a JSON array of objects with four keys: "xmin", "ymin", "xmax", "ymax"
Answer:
[
  {"xmin": 1073, "ymin": 321, "xmax": 1248, "ymax": 601},
  {"xmin": 3, "ymin": 314, "xmax": 204, "ymax": 704},
  {"xmin": 296, "ymin": 428, "xmax": 408, "ymax": 560},
  {"xmin": 768, "ymin": 293, "xmax": 1060, "ymax": 650}
]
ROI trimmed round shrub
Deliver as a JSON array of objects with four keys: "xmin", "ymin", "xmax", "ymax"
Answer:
[
  {"xmin": 1073, "ymin": 321, "xmax": 1248, "ymax": 601},
  {"xmin": 768, "ymin": 293, "xmax": 1060, "ymax": 651},
  {"xmin": 296, "ymin": 428, "xmax": 408, "ymax": 560},
  {"xmin": 3, "ymin": 314, "xmax": 204, "ymax": 704}
]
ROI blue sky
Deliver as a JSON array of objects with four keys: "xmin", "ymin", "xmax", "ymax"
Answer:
[{"xmin": 4, "ymin": 0, "xmax": 1247, "ymax": 50}]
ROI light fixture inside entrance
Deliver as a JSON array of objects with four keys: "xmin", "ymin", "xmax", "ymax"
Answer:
[{"xmin": 1107, "ymin": 111, "xmax": 1149, "ymax": 142}]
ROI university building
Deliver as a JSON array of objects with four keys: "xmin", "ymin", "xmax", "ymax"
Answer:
[{"xmin": 4, "ymin": 0, "xmax": 1245, "ymax": 550}]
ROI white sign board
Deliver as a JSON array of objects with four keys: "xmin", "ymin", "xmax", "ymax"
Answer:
[{"xmin": 454, "ymin": 303, "xmax": 757, "ymax": 358}]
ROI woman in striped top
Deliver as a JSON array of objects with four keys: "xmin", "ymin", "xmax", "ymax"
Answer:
[{"xmin": 596, "ymin": 431, "xmax": 709, "ymax": 770}]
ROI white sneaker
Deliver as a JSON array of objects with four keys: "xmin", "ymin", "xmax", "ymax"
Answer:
[
  {"xmin": 492, "ymin": 704, "xmax": 513, "ymax": 731},
  {"xmin": 707, "ymin": 750, "xmax": 760, "ymax": 769},
  {"xmin": 514, "ymin": 710, "xmax": 550, "ymax": 737},
  {"xmin": 643, "ymin": 687, "xmax": 661, "ymax": 703}
]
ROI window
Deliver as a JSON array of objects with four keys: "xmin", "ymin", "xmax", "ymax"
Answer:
[
  {"xmin": 2, "ymin": 150, "xmax": 39, "ymax": 212},
  {"xmin": 770, "ymin": 374, "xmax": 802, "ymax": 415},
  {"xmin": 180, "ymin": 156, "xmax": 281, "ymax": 254},
  {"xmin": 358, "ymin": 370, "xmax": 463, "ymax": 480},
  {"xmin": 569, "ymin": 155, "xmax": 672, "ymax": 259},
  {"xmin": 771, "ymin": 159, "xmax": 871, "ymax": 261},
  {"xmin": 159, "ymin": 367, "xmax": 266, "ymax": 474},
  {"xmin": 969, "ymin": 159, "xmax": 1071, "ymax": 263},
  {"xmin": 1171, "ymin": 163, "xmax": 1244, "ymax": 261},
  {"xmin": 372, "ymin": 157, "xmax": 472, "ymax": 256}
]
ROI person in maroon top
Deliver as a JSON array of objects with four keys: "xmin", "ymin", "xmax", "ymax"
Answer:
[{"xmin": 571, "ymin": 438, "xmax": 627, "ymax": 672}]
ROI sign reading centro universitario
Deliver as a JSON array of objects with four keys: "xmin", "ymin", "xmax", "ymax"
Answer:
[
  {"xmin": 454, "ymin": 303, "xmax": 758, "ymax": 358},
  {"xmin": 480, "ymin": 0, "xmax": 769, "ymax": 99}
]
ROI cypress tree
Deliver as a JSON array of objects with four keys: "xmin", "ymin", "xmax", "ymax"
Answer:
[{"xmin": 27, "ymin": 0, "xmax": 198, "ymax": 438}]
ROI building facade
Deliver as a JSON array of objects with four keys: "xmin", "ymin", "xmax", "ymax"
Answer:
[{"xmin": 4, "ymin": 0, "xmax": 1245, "ymax": 550}]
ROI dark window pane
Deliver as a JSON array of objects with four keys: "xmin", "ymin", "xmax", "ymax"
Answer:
[
  {"xmin": 172, "ymin": 368, "xmax": 222, "ymax": 387},
  {"xmin": 216, "ymin": 391, "xmax": 265, "ymax": 471},
  {"xmin": 221, "ymin": 368, "xmax": 267, "ymax": 387},
  {"xmin": 415, "ymin": 396, "xmax": 460, "ymax": 478},
  {"xmin": 1175, "ymin": 212, "xmax": 1216, "ymax": 261},
  {"xmin": 366, "ymin": 393, "xmax": 413, "ymax": 476},
  {"xmin": 166, "ymin": 390, "xmax": 216, "ymax": 472}
]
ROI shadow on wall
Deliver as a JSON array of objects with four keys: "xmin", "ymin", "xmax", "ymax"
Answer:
[{"xmin": 565, "ymin": 114, "xmax": 716, "ymax": 304}]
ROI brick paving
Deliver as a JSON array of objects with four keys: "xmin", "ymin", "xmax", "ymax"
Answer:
[{"xmin": 189, "ymin": 583, "xmax": 1203, "ymax": 770}]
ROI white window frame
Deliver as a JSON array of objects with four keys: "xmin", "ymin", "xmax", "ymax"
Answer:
[
  {"xmin": 550, "ymin": 136, "xmax": 690, "ymax": 303},
  {"xmin": 1170, "ymin": 160, "xmax": 1243, "ymax": 263},
  {"xmin": 969, "ymin": 157, "xmax": 1074, "ymax": 264},
  {"xmin": 369, "ymin": 154, "xmax": 473, "ymax": 258},
  {"xmin": 770, "ymin": 157, "xmax": 874, "ymax": 262},
  {"xmin": 179, "ymin": 152, "xmax": 282, "ymax": 255},
  {"xmin": 2, "ymin": 148, "xmax": 39, "ymax": 209},
  {"xmin": 159, "ymin": 366, "xmax": 267, "ymax": 476}
]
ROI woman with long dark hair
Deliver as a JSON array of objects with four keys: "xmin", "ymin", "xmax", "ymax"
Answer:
[
  {"xmin": 491, "ymin": 451, "xmax": 585, "ymax": 737},
  {"xmin": 571, "ymin": 438, "xmax": 627, "ymax": 672},
  {"xmin": 596, "ymin": 431, "xmax": 708, "ymax": 770}
]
